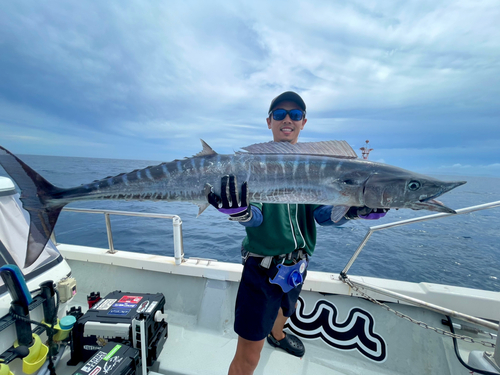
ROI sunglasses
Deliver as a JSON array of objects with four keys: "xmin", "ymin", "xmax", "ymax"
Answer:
[{"xmin": 270, "ymin": 109, "xmax": 305, "ymax": 121}]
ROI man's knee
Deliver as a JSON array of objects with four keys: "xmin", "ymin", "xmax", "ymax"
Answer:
[
  {"xmin": 230, "ymin": 336, "xmax": 265, "ymax": 373},
  {"xmin": 234, "ymin": 350, "xmax": 260, "ymax": 370}
]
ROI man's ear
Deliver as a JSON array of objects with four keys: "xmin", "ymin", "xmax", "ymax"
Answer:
[{"xmin": 266, "ymin": 117, "xmax": 272, "ymax": 129}]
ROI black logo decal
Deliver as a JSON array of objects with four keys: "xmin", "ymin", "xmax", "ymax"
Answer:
[{"xmin": 285, "ymin": 296, "xmax": 387, "ymax": 362}]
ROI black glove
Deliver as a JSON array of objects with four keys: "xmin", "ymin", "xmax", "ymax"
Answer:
[
  {"xmin": 205, "ymin": 175, "xmax": 253, "ymax": 222},
  {"xmin": 344, "ymin": 206, "xmax": 389, "ymax": 220}
]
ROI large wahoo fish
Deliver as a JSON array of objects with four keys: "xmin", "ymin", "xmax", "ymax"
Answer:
[{"xmin": 0, "ymin": 140, "xmax": 465, "ymax": 267}]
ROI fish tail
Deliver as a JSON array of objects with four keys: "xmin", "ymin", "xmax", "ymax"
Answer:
[{"xmin": 0, "ymin": 145, "xmax": 66, "ymax": 268}]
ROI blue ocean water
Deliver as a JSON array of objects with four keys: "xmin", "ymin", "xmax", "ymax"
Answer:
[{"xmin": 1, "ymin": 155, "xmax": 499, "ymax": 292}]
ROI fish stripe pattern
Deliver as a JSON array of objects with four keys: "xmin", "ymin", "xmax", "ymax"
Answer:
[{"xmin": 0, "ymin": 140, "xmax": 465, "ymax": 267}]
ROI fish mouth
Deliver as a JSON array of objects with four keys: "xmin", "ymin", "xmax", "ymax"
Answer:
[
  {"xmin": 412, "ymin": 199, "xmax": 457, "ymax": 214},
  {"xmin": 412, "ymin": 180, "xmax": 467, "ymax": 214}
]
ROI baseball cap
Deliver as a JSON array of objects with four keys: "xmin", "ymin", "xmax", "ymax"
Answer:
[{"xmin": 268, "ymin": 91, "xmax": 306, "ymax": 114}]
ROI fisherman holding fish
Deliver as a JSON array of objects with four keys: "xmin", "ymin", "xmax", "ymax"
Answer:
[
  {"xmin": 206, "ymin": 92, "xmax": 388, "ymax": 375},
  {"xmin": 0, "ymin": 90, "xmax": 465, "ymax": 374}
]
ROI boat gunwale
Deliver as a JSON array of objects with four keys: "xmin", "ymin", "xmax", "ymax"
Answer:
[{"xmin": 57, "ymin": 243, "xmax": 500, "ymax": 324}]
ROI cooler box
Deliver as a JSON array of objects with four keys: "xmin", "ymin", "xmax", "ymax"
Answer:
[{"xmin": 69, "ymin": 291, "xmax": 168, "ymax": 366}]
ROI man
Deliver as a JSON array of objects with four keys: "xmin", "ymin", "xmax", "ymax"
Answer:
[{"xmin": 207, "ymin": 92, "xmax": 387, "ymax": 375}]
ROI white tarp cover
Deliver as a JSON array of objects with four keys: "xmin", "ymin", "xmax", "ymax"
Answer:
[{"xmin": 0, "ymin": 177, "xmax": 60, "ymax": 287}]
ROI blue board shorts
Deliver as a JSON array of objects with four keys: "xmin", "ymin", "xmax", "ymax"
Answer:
[{"xmin": 234, "ymin": 255, "xmax": 306, "ymax": 341}]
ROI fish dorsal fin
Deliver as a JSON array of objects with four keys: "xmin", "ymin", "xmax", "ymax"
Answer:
[
  {"xmin": 196, "ymin": 139, "xmax": 218, "ymax": 157},
  {"xmin": 239, "ymin": 140, "xmax": 357, "ymax": 159}
]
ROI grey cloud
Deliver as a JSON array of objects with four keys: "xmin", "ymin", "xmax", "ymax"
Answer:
[{"xmin": 0, "ymin": 0, "xmax": 498, "ymax": 172}]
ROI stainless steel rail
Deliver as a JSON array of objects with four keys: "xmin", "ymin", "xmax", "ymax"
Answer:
[
  {"xmin": 50, "ymin": 207, "xmax": 185, "ymax": 265},
  {"xmin": 339, "ymin": 200, "xmax": 500, "ymax": 333},
  {"xmin": 348, "ymin": 277, "xmax": 499, "ymax": 332},
  {"xmin": 341, "ymin": 200, "xmax": 500, "ymax": 277}
]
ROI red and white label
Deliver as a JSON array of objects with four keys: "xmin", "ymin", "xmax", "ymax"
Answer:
[{"xmin": 118, "ymin": 295, "xmax": 143, "ymax": 304}]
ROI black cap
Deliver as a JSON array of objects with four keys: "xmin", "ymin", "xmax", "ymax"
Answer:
[{"xmin": 268, "ymin": 91, "xmax": 306, "ymax": 114}]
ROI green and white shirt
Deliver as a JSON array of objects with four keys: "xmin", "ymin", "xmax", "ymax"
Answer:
[{"xmin": 242, "ymin": 203, "xmax": 323, "ymax": 257}]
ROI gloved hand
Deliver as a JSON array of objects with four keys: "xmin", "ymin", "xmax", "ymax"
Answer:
[
  {"xmin": 344, "ymin": 206, "xmax": 389, "ymax": 220},
  {"xmin": 205, "ymin": 175, "xmax": 252, "ymax": 222}
]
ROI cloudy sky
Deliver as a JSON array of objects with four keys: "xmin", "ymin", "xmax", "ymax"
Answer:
[{"xmin": 0, "ymin": 0, "xmax": 499, "ymax": 176}]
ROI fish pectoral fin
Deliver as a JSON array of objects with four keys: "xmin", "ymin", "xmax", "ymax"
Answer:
[
  {"xmin": 197, "ymin": 202, "xmax": 211, "ymax": 217},
  {"xmin": 330, "ymin": 205, "xmax": 350, "ymax": 223}
]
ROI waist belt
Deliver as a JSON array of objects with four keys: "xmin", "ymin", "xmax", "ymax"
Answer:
[{"xmin": 245, "ymin": 249, "xmax": 307, "ymax": 269}]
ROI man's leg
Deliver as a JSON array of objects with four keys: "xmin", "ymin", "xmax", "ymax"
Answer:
[
  {"xmin": 228, "ymin": 336, "xmax": 266, "ymax": 375},
  {"xmin": 271, "ymin": 270, "xmax": 306, "ymax": 341},
  {"xmin": 270, "ymin": 308, "xmax": 288, "ymax": 340},
  {"xmin": 266, "ymin": 298, "xmax": 305, "ymax": 357}
]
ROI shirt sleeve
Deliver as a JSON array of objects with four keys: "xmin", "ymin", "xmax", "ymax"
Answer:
[
  {"xmin": 314, "ymin": 205, "xmax": 349, "ymax": 226},
  {"xmin": 239, "ymin": 204, "xmax": 263, "ymax": 227}
]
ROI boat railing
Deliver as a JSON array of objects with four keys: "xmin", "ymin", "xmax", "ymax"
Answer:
[
  {"xmin": 50, "ymin": 202, "xmax": 500, "ymax": 334},
  {"xmin": 50, "ymin": 207, "xmax": 185, "ymax": 265},
  {"xmin": 341, "ymin": 200, "xmax": 500, "ymax": 278},
  {"xmin": 340, "ymin": 200, "xmax": 500, "ymax": 333}
]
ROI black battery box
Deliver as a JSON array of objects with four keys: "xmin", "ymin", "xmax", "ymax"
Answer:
[
  {"xmin": 69, "ymin": 291, "xmax": 168, "ymax": 367},
  {"xmin": 72, "ymin": 342, "xmax": 141, "ymax": 375}
]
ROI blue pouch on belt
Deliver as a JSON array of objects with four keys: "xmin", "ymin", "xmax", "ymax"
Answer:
[{"xmin": 269, "ymin": 259, "xmax": 308, "ymax": 293}]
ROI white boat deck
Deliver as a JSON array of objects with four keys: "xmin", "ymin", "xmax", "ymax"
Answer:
[
  {"xmin": 1, "ymin": 244, "xmax": 498, "ymax": 375},
  {"xmin": 1, "ymin": 190, "xmax": 499, "ymax": 375},
  {"xmin": 53, "ymin": 244, "xmax": 498, "ymax": 375}
]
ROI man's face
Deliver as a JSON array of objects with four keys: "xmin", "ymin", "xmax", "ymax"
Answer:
[{"xmin": 266, "ymin": 100, "xmax": 307, "ymax": 144}]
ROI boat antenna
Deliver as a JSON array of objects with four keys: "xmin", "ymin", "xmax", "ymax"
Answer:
[{"xmin": 360, "ymin": 140, "xmax": 373, "ymax": 160}]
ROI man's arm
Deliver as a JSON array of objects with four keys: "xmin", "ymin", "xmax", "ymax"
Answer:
[
  {"xmin": 314, "ymin": 205, "xmax": 388, "ymax": 226},
  {"xmin": 239, "ymin": 205, "xmax": 263, "ymax": 227}
]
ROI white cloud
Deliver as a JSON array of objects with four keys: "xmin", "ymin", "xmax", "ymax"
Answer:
[
  {"xmin": 440, "ymin": 163, "xmax": 500, "ymax": 170},
  {"xmin": 0, "ymin": 0, "xmax": 499, "ymax": 167}
]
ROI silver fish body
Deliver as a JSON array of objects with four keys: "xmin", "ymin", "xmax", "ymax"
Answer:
[
  {"xmin": 0, "ymin": 140, "xmax": 465, "ymax": 267},
  {"xmin": 57, "ymin": 153, "xmax": 464, "ymax": 213},
  {"xmin": 58, "ymin": 153, "xmax": 363, "ymax": 207}
]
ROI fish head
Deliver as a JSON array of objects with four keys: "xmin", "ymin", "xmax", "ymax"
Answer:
[{"xmin": 363, "ymin": 169, "xmax": 466, "ymax": 213}]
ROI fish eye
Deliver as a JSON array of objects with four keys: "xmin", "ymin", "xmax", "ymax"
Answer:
[{"xmin": 408, "ymin": 180, "xmax": 421, "ymax": 191}]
